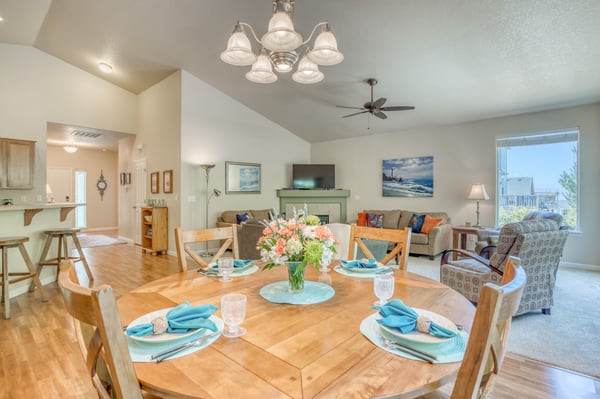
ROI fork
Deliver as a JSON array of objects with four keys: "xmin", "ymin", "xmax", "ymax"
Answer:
[
  {"xmin": 380, "ymin": 336, "xmax": 437, "ymax": 363},
  {"xmin": 151, "ymin": 331, "xmax": 221, "ymax": 362}
]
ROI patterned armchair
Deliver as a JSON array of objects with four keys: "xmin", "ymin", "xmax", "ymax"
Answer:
[{"xmin": 440, "ymin": 213, "xmax": 569, "ymax": 316}]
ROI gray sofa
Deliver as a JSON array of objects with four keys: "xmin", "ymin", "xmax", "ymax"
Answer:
[
  {"xmin": 363, "ymin": 210, "xmax": 452, "ymax": 259},
  {"xmin": 216, "ymin": 209, "xmax": 273, "ymax": 258}
]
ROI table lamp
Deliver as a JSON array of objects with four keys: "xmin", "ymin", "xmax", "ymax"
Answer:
[{"xmin": 467, "ymin": 184, "xmax": 490, "ymax": 227}]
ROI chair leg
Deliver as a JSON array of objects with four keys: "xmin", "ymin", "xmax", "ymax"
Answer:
[
  {"xmin": 71, "ymin": 234, "xmax": 93, "ymax": 281},
  {"xmin": 17, "ymin": 243, "xmax": 47, "ymax": 302},
  {"xmin": 542, "ymin": 308, "xmax": 551, "ymax": 315},
  {"xmin": 2, "ymin": 247, "xmax": 9, "ymax": 318},
  {"xmin": 30, "ymin": 234, "xmax": 53, "ymax": 291}
]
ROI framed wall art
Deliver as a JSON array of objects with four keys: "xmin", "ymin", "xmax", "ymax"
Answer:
[
  {"xmin": 150, "ymin": 171, "xmax": 159, "ymax": 194},
  {"xmin": 225, "ymin": 161, "xmax": 261, "ymax": 194},
  {"xmin": 382, "ymin": 156, "xmax": 434, "ymax": 197},
  {"xmin": 163, "ymin": 170, "xmax": 173, "ymax": 193}
]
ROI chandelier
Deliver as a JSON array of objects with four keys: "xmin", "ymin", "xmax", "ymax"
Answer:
[{"xmin": 220, "ymin": 0, "xmax": 343, "ymax": 84}]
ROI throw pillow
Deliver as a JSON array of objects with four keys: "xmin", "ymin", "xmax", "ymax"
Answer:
[
  {"xmin": 357, "ymin": 212, "xmax": 367, "ymax": 226},
  {"xmin": 236, "ymin": 213, "xmax": 249, "ymax": 224},
  {"xmin": 420, "ymin": 215, "xmax": 443, "ymax": 234},
  {"xmin": 366, "ymin": 213, "xmax": 384, "ymax": 228},
  {"xmin": 409, "ymin": 214, "xmax": 426, "ymax": 233}
]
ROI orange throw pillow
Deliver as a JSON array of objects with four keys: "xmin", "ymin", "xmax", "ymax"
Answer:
[
  {"xmin": 420, "ymin": 215, "xmax": 442, "ymax": 234},
  {"xmin": 357, "ymin": 212, "xmax": 367, "ymax": 226}
]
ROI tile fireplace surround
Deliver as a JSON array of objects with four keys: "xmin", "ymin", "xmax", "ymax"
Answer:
[{"xmin": 276, "ymin": 189, "xmax": 351, "ymax": 223}]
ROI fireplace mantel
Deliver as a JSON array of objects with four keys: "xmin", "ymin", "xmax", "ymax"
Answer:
[{"xmin": 276, "ymin": 189, "xmax": 351, "ymax": 223}]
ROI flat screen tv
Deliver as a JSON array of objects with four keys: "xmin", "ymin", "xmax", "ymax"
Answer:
[{"xmin": 292, "ymin": 164, "xmax": 335, "ymax": 189}]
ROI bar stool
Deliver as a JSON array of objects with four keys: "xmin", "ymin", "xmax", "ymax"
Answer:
[
  {"xmin": 1, "ymin": 236, "xmax": 47, "ymax": 319},
  {"xmin": 34, "ymin": 228, "xmax": 94, "ymax": 283}
]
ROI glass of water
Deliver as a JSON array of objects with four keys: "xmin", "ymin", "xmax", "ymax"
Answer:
[
  {"xmin": 218, "ymin": 257, "xmax": 234, "ymax": 282},
  {"xmin": 221, "ymin": 293, "xmax": 247, "ymax": 338},
  {"xmin": 373, "ymin": 273, "xmax": 394, "ymax": 306}
]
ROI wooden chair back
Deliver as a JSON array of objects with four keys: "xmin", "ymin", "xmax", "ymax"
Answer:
[
  {"xmin": 347, "ymin": 224, "xmax": 412, "ymax": 269},
  {"xmin": 451, "ymin": 256, "xmax": 526, "ymax": 399},
  {"xmin": 174, "ymin": 226, "xmax": 239, "ymax": 272},
  {"xmin": 57, "ymin": 260, "xmax": 143, "ymax": 399}
]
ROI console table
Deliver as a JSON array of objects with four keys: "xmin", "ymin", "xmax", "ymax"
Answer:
[{"xmin": 276, "ymin": 189, "xmax": 350, "ymax": 223}]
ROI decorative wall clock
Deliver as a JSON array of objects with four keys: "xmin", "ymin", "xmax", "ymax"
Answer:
[{"xmin": 97, "ymin": 170, "xmax": 107, "ymax": 200}]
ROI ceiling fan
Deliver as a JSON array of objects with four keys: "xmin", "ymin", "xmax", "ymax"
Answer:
[{"xmin": 336, "ymin": 78, "xmax": 415, "ymax": 125}]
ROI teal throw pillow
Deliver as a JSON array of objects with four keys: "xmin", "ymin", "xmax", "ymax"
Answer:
[
  {"xmin": 409, "ymin": 214, "xmax": 426, "ymax": 233},
  {"xmin": 366, "ymin": 213, "xmax": 384, "ymax": 228}
]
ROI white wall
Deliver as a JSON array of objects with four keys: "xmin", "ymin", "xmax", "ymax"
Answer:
[
  {"xmin": 312, "ymin": 103, "xmax": 600, "ymax": 266},
  {"xmin": 0, "ymin": 44, "xmax": 137, "ymax": 202},
  {"xmin": 179, "ymin": 71, "xmax": 310, "ymax": 232}
]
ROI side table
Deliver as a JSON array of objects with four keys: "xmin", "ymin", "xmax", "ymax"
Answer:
[{"xmin": 451, "ymin": 226, "xmax": 493, "ymax": 260}]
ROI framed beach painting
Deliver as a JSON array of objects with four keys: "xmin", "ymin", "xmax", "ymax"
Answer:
[
  {"xmin": 226, "ymin": 161, "xmax": 261, "ymax": 194},
  {"xmin": 382, "ymin": 156, "xmax": 434, "ymax": 197}
]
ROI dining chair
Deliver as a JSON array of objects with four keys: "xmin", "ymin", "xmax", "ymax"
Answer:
[
  {"xmin": 174, "ymin": 226, "xmax": 239, "ymax": 272},
  {"xmin": 347, "ymin": 224, "xmax": 411, "ymax": 269},
  {"xmin": 396, "ymin": 256, "xmax": 526, "ymax": 399},
  {"xmin": 325, "ymin": 222, "xmax": 351, "ymax": 261},
  {"xmin": 57, "ymin": 260, "xmax": 144, "ymax": 399}
]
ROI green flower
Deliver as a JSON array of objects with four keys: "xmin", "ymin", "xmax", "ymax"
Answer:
[
  {"xmin": 305, "ymin": 215, "xmax": 321, "ymax": 226},
  {"xmin": 304, "ymin": 239, "xmax": 324, "ymax": 264}
]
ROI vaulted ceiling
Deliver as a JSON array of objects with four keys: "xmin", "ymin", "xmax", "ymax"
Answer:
[{"xmin": 2, "ymin": 0, "xmax": 600, "ymax": 145}]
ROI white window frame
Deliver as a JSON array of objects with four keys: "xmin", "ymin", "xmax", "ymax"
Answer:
[{"xmin": 495, "ymin": 128, "xmax": 580, "ymax": 231}]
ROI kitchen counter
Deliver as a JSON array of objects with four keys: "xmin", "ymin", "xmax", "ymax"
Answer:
[{"xmin": 0, "ymin": 202, "xmax": 85, "ymax": 225}]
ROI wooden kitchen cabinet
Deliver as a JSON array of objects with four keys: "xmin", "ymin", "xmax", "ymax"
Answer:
[{"xmin": 0, "ymin": 138, "xmax": 35, "ymax": 189}]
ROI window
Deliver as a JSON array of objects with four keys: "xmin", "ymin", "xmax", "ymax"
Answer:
[{"xmin": 496, "ymin": 128, "xmax": 579, "ymax": 230}]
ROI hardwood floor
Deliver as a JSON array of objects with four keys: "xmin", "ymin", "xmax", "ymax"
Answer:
[{"xmin": 1, "ymin": 235, "xmax": 598, "ymax": 399}]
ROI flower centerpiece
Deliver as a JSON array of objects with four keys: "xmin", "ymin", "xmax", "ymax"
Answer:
[{"xmin": 257, "ymin": 208, "xmax": 337, "ymax": 293}]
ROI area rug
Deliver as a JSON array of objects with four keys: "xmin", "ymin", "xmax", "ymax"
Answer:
[
  {"xmin": 78, "ymin": 234, "xmax": 127, "ymax": 248},
  {"xmin": 406, "ymin": 256, "xmax": 600, "ymax": 378}
]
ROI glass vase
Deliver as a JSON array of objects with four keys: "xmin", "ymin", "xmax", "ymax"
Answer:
[{"xmin": 286, "ymin": 261, "xmax": 305, "ymax": 293}]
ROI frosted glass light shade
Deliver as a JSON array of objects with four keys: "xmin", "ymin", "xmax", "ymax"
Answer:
[
  {"xmin": 64, "ymin": 144, "xmax": 78, "ymax": 153},
  {"xmin": 308, "ymin": 28, "xmax": 344, "ymax": 65},
  {"xmin": 246, "ymin": 50, "xmax": 278, "ymax": 83},
  {"xmin": 292, "ymin": 55, "xmax": 324, "ymax": 84},
  {"xmin": 220, "ymin": 26, "xmax": 257, "ymax": 66},
  {"xmin": 261, "ymin": 11, "xmax": 302, "ymax": 52}
]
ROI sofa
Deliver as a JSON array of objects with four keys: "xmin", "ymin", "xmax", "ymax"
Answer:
[
  {"xmin": 216, "ymin": 209, "xmax": 273, "ymax": 259},
  {"xmin": 361, "ymin": 210, "xmax": 452, "ymax": 259}
]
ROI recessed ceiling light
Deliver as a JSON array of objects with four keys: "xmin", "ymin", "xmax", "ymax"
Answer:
[{"xmin": 98, "ymin": 62, "xmax": 113, "ymax": 73}]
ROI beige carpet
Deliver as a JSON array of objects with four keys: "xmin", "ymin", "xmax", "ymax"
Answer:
[
  {"xmin": 406, "ymin": 256, "xmax": 600, "ymax": 378},
  {"xmin": 78, "ymin": 234, "xmax": 127, "ymax": 248}
]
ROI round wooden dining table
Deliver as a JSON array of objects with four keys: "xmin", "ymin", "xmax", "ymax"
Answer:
[{"xmin": 117, "ymin": 263, "xmax": 475, "ymax": 399}]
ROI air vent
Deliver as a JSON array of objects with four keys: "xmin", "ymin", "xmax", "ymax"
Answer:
[{"xmin": 71, "ymin": 130, "xmax": 104, "ymax": 139}]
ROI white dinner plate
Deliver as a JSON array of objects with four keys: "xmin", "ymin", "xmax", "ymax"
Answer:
[
  {"xmin": 127, "ymin": 307, "xmax": 219, "ymax": 344},
  {"xmin": 379, "ymin": 308, "xmax": 458, "ymax": 344},
  {"xmin": 340, "ymin": 260, "xmax": 385, "ymax": 273}
]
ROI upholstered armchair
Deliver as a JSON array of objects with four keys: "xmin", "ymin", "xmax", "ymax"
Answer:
[{"xmin": 440, "ymin": 212, "xmax": 568, "ymax": 316}]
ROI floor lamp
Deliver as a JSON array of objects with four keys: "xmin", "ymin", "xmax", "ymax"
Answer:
[
  {"xmin": 467, "ymin": 183, "xmax": 490, "ymax": 228},
  {"xmin": 199, "ymin": 164, "xmax": 220, "ymax": 256}
]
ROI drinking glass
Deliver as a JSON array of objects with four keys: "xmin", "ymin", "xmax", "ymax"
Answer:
[
  {"xmin": 221, "ymin": 293, "xmax": 247, "ymax": 338},
  {"xmin": 218, "ymin": 256, "xmax": 234, "ymax": 282},
  {"xmin": 373, "ymin": 273, "xmax": 394, "ymax": 306}
]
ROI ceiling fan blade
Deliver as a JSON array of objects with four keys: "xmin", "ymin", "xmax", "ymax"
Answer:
[
  {"xmin": 373, "ymin": 111, "xmax": 387, "ymax": 119},
  {"xmin": 380, "ymin": 106, "xmax": 415, "ymax": 111},
  {"xmin": 342, "ymin": 110, "xmax": 369, "ymax": 118},
  {"xmin": 372, "ymin": 97, "xmax": 387, "ymax": 109},
  {"xmin": 336, "ymin": 105, "xmax": 365, "ymax": 110}
]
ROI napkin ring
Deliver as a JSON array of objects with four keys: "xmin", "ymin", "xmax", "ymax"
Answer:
[
  {"xmin": 416, "ymin": 315, "xmax": 431, "ymax": 334},
  {"xmin": 152, "ymin": 316, "xmax": 168, "ymax": 334}
]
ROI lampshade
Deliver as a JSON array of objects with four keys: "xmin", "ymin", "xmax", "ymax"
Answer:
[
  {"xmin": 292, "ymin": 54, "xmax": 324, "ymax": 84},
  {"xmin": 246, "ymin": 49, "xmax": 278, "ymax": 83},
  {"xmin": 261, "ymin": 11, "xmax": 302, "ymax": 52},
  {"xmin": 467, "ymin": 184, "xmax": 490, "ymax": 201},
  {"xmin": 220, "ymin": 24, "xmax": 257, "ymax": 66},
  {"xmin": 307, "ymin": 25, "xmax": 344, "ymax": 65}
]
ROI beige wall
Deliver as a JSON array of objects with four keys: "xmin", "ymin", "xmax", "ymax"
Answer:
[
  {"xmin": 0, "ymin": 44, "xmax": 137, "ymax": 203},
  {"xmin": 47, "ymin": 145, "xmax": 119, "ymax": 229},
  {"xmin": 311, "ymin": 103, "xmax": 600, "ymax": 267}
]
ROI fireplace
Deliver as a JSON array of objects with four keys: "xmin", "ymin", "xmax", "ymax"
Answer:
[{"xmin": 276, "ymin": 189, "xmax": 351, "ymax": 223}]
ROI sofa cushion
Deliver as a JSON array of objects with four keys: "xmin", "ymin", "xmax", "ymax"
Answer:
[
  {"xmin": 410, "ymin": 233, "xmax": 429, "ymax": 245},
  {"xmin": 420, "ymin": 215, "xmax": 442, "ymax": 234},
  {"xmin": 409, "ymin": 214, "xmax": 426, "ymax": 233},
  {"xmin": 364, "ymin": 210, "xmax": 401, "ymax": 229},
  {"xmin": 398, "ymin": 211, "xmax": 415, "ymax": 229},
  {"xmin": 366, "ymin": 213, "xmax": 383, "ymax": 228},
  {"xmin": 249, "ymin": 209, "xmax": 273, "ymax": 220},
  {"xmin": 236, "ymin": 213, "xmax": 250, "ymax": 224},
  {"xmin": 220, "ymin": 210, "xmax": 250, "ymax": 224}
]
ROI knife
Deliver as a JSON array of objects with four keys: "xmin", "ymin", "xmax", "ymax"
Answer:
[{"xmin": 380, "ymin": 335, "xmax": 438, "ymax": 363}]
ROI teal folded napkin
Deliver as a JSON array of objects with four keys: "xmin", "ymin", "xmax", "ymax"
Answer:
[
  {"xmin": 126, "ymin": 302, "xmax": 218, "ymax": 337},
  {"xmin": 373, "ymin": 299, "xmax": 457, "ymax": 338},
  {"xmin": 340, "ymin": 258, "xmax": 377, "ymax": 269},
  {"xmin": 234, "ymin": 259, "xmax": 253, "ymax": 268}
]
